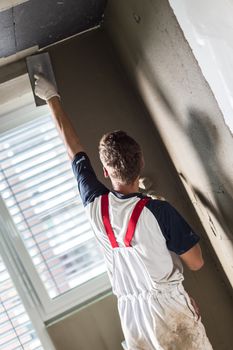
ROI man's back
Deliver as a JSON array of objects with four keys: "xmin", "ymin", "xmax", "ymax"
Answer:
[
  {"xmin": 87, "ymin": 191, "xmax": 185, "ymax": 285},
  {"xmin": 72, "ymin": 151, "xmax": 213, "ymax": 349}
]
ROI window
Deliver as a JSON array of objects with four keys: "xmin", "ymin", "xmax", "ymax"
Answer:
[
  {"xmin": 0, "ymin": 75, "xmax": 110, "ymax": 324},
  {"xmin": 0, "ymin": 255, "xmax": 43, "ymax": 350},
  {"xmin": 0, "ymin": 114, "xmax": 106, "ymax": 298}
]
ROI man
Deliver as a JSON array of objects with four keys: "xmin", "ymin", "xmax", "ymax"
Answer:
[{"xmin": 35, "ymin": 75, "xmax": 212, "ymax": 350}]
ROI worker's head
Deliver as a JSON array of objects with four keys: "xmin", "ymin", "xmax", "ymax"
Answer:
[{"xmin": 99, "ymin": 130, "xmax": 144, "ymax": 185}]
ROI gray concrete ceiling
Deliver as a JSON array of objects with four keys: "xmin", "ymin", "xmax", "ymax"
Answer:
[{"xmin": 0, "ymin": 0, "xmax": 107, "ymax": 58}]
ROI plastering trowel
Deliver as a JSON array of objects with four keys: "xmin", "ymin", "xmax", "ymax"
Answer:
[{"xmin": 26, "ymin": 52, "xmax": 57, "ymax": 106}]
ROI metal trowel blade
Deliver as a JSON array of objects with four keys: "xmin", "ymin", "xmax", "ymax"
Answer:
[{"xmin": 26, "ymin": 52, "xmax": 57, "ymax": 107}]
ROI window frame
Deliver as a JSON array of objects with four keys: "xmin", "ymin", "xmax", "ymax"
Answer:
[
  {"xmin": 0, "ymin": 204, "xmax": 55, "ymax": 350},
  {"xmin": 0, "ymin": 74, "xmax": 111, "ymax": 324}
]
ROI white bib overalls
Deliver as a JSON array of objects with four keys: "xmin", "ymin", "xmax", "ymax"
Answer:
[{"xmin": 101, "ymin": 194, "xmax": 213, "ymax": 350}]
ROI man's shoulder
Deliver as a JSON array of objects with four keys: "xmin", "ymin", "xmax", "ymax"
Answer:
[
  {"xmin": 72, "ymin": 152, "xmax": 109, "ymax": 207},
  {"xmin": 146, "ymin": 198, "xmax": 170, "ymax": 212}
]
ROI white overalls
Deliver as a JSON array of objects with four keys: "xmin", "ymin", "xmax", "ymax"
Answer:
[{"xmin": 100, "ymin": 194, "xmax": 213, "ymax": 350}]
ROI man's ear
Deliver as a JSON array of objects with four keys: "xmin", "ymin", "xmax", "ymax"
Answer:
[{"xmin": 103, "ymin": 167, "xmax": 109, "ymax": 178}]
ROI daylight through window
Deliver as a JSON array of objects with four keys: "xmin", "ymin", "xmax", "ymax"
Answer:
[
  {"xmin": 0, "ymin": 255, "xmax": 43, "ymax": 350},
  {"xmin": 0, "ymin": 114, "xmax": 105, "ymax": 299}
]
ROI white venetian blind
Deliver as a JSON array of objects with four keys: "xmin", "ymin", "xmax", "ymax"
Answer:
[
  {"xmin": 0, "ymin": 255, "xmax": 43, "ymax": 350},
  {"xmin": 0, "ymin": 113, "xmax": 105, "ymax": 299}
]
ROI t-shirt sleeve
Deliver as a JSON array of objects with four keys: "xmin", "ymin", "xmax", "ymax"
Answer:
[
  {"xmin": 148, "ymin": 200, "xmax": 200, "ymax": 255},
  {"xmin": 72, "ymin": 152, "xmax": 109, "ymax": 206}
]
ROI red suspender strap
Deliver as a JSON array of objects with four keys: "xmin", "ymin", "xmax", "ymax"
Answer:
[
  {"xmin": 124, "ymin": 197, "xmax": 150, "ymax": 247},
  {"xmin": 101, "ymin": 194, "xmax": 119, "ymax": 248}
]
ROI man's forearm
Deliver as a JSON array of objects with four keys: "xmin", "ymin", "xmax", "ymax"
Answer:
[{"xmin": 47, "ymin": 97, "xmax": 84, "ymax": 160}]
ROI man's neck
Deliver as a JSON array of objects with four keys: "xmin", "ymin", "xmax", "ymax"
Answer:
[{"xmin": 112, "ymin": 179, "xmax": 139, "ymax": 195}]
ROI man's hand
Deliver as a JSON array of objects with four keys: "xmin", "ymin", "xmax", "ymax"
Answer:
[
  {"xmin": 34, "ymin": 75, "xmax": 84, "ymax": 159},
  {"xmin": 34, "ymin": 75, "xmax": 60, "ymax": 101}
]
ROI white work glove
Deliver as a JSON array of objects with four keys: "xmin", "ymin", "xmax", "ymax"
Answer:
[{"xmin": 34, "ymin": 74, "xmax": 60, "ymax": 101}]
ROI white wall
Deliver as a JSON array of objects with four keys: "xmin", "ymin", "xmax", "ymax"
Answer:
[{"xmin": 169, "ymin": 0, "xmax": 233, "ymax": 133}]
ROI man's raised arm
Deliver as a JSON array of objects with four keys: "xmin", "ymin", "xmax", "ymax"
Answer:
[{"xmin": 35, "ymin": 75, "xmax": 84, "ymax": 159}]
